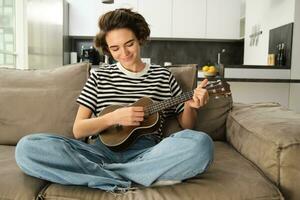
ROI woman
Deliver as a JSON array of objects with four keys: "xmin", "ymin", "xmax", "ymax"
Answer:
[{"xmin": 15, "ymin": 8, "xmax": 213, "ymax": 192}]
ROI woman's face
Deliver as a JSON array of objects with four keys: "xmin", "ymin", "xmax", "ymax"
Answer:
[{"xmin": 105, "ymin": 28, "xmax": 141, "ymax": 69}]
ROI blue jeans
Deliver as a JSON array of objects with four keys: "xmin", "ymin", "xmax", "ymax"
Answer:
[{"xmin": 15, "ymin": 129, "xmax": 214, "ymax": 192}]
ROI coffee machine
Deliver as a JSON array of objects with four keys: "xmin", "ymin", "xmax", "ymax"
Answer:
[{"xmin": 80, "ymin": 46, "xmax": 102, "ymax": 65}]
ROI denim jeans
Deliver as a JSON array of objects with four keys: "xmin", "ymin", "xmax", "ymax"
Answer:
[{"xmin": 15, "ymin": 129, "xmax": 214, "ymax": 192}]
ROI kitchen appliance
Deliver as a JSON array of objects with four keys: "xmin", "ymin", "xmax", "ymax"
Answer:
[
  {"xmin": 81, "ymin": 46, "xmax": 101, "ymax": 65},
  {"xmin": 27, "ymin": 0, "xmax": 69, "ymax": 69},
  {"xmin": 102, "ymin": 0, "xmax": 114, "ymax": 4}
]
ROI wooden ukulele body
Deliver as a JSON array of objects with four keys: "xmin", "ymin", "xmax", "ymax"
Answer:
[{"xmin": 98, "ymin": 97, "xmax": 160, "ymax": 151}]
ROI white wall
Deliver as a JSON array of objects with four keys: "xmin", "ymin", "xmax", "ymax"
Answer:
[
  {"xmin": 229, "ymin": 82, "xmax": 290, "ymax": 108},
  {"xmin": 244, "ymin": 0, "xmax": 295, "ymax": 65},
  {"xmin": 289, "ymin": 0, "xmax": 300, "ymax": 113},
  {"xmin": 291, "ymin": 0, "xmax": 300, "ymax": 79}
]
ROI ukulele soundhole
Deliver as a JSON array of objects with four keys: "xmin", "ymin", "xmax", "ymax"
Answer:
[{"xmin": 115, "ymin": 124, "xmax": 123, "ymax": 131}]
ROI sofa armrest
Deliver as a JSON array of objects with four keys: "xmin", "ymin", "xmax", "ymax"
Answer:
[{"xmin": 226, "ymin": 102, "xmax": 300, "ymax": 200}]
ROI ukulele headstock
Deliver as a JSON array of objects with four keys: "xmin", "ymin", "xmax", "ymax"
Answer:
[{"xmin": 204, "ymin": 80, "xmax": 231, "ymax": 98}]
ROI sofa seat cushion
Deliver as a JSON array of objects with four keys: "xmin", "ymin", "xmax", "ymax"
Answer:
[
  {"xmin": 226, "ymin": 102, "xmax": 300, "ymax": 200},
  {"xmin": 0, "ymin": 145, "xmax": 48, "ymax": 200},
  {"xmin": 0, "ymin": 63, "xmax": 89, "ymax": 145},
  {"xmin": 40, "ymin": 142, "xmax": 282, "ymax": 200}
]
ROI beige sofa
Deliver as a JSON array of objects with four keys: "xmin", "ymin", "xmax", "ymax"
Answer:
[{"xmin": 0, "ymin": 62, "xmax": 299, "ymax": 200}]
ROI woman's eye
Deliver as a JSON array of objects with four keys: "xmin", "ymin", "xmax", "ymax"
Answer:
[
  {"xmin": 126, "ymin": 42, "xmax": 134, "ymax": 47},
  {"xmin": 111, "ymin": 48, "xmax": 119, "ymax": 52}
]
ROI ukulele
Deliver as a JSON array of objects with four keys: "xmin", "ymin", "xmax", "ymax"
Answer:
[{"xmin": 98, "ymin": 80, "xmax": 231, "ymax": 151}]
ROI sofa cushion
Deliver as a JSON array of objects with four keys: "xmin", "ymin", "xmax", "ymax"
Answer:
[
  {"xmin": 39, "ymin": 142, "xmax": 282, "ymax": 200},
  {"xmin": 227, "ymin": 102, "xmax": 300, "ymax": 200},
  {"xmin": 0, "ymin": 63, "xmax": 89, "ymax": 145},
  {"xmin": 164, "ymin": 65, "xmax": 232, "ymax": 140},
  {"xmin": 168, "ymin": 64, "xmax": 197, "ymax": 92},
  {"xmin": 0, "ymin": 145, "xmax": 48, "ymax": 200},
  {"xmin": 194, "ymin": 95, "xmax": 232, "ymax": 140}
]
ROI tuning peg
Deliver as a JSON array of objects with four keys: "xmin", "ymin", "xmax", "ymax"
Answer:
[{"xmin": 214, "ymin": 96, "xmax": 220, "ymax": 99}]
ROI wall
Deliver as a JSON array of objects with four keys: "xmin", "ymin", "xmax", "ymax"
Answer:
[
  {"xmin": 229, "ymin": 82, "xmax": 290, "ymax": 108},
  {"xmin": 244, "ymin": 0, "xmax": 295, "ymax": 65},
  {"xmin": 70, "ymin": 37, "xmax": 244, "ymax": 67},
  {"xmin": 289, "ymin": 0, "xmax": 300, "ymax": 113},
  {"xmin": 140, "ymin": 40, "xmax": 243, "ymax": 66},
  {"xmin": 291, "ymin": 0, "xmax": 300, "ymax": 79}
]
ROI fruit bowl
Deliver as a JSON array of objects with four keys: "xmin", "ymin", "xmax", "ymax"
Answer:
[
  {"xmin": 202, "ymin": 65, "xmax": 218, "ymax": 77},
  {"xmin": 203, "ymin": 71, "xmax": 217, "ymax": 77}
]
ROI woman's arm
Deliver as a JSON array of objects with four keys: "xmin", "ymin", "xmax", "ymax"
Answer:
[
  {"xmin": 177, "ymin": 79, "xmax": 209, "ymax": 129},
  {"xmin": 73, "ymin": 105, "xmax": 114, "ymax": 139},
  {"xmin": 73, "ymin": 105, "xmax": 145, "ymax": 139}
]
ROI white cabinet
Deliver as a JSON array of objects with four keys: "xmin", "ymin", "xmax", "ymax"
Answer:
[
  {"xmin": 206, "ymin": 0, "xmax": 241, "ymax": 39},
  {"xmin": 68, "ymin": 0, "xmax": 241, "ymax": 39},
  {"xmin": 172, "ymin": 0, "xmax": 206, "ymax": 38},
  {"xmin": 100, "ymin": 0, "xmax": 138, "ymax": 14},
  {"xmin": 68, "ymin": 0, "xmax": 102, "ymax": 36},
  {"xmin": 68, "ymin": 0, "xmax": 137, "ymax": 36},
  {"xmin": 224, "ymin": 68, "xmax": 291, "ymax": 79},
  {"xmin": 138, "ymin": 0, "xmax": 172, "ymax": 38}
]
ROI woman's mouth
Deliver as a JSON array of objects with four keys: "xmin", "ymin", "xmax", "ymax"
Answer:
[{"xmin": 121, "ymin": 55, "xmax": 133, "ymax": 62}]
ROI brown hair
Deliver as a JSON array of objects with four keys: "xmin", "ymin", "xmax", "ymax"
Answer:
[{"xmin": 94, "ymin": 8, "xmax": 150, "ymax": 56}]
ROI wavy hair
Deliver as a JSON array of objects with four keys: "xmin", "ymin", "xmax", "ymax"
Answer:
[{"xmin": 94, "ymin": 8, "xmax": 150, "ymax": 56}]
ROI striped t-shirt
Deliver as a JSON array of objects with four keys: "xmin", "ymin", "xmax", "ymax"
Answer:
[{"xmin": 77, "ymin": 62, "xmax": 184, "ymax": 139}]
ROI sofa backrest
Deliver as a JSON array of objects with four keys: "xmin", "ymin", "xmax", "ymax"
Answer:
[
  {"xmin": 165, "ymin": 64, "xmax": 232, "ymax": 141},
  {"xmin": 0, "ymin": 63, "xmax": 90, "ymax": 145},
  {"xmin": 0, "ymin": 62, "xmax": 232, "ymax": 145}
]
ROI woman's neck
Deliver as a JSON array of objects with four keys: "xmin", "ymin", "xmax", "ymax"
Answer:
[{"xmin": 122, "ymin": 60, "xmax": 145, "ymax": 73}]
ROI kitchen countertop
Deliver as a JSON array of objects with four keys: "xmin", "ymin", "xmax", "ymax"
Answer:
[
  {"xmin": 225, "ymin": 64, "xmax": 290, "ymax": 69},
  {"xmin": 197, "ymin": 77, "xmax": 300, "ymax": 83},
  {"xmin": 197, "ymin": 65, "xmax": 300, "ymax": 83}
]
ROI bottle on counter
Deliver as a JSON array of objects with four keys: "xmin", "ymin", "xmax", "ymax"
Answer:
[
  {"xmin": 279, "ymin": 43, "xmax": 286, "ymax": 66},
  {"xmin": 276, "ymin": 43, "xmax": 281, "ymax": 66},
  {"xmin": 79, "ymin": 45, "xmax": 84, "ymax": 62}
]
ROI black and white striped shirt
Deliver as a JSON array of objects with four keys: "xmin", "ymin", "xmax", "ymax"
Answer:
[{"xmin": 77, "ymin": 62, "xmax": 184, "ymax": 139}]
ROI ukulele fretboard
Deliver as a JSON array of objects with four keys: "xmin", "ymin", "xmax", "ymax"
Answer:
[{"xmin": 145, "ymin": 90, "xmax": 194, "ymax": 116}]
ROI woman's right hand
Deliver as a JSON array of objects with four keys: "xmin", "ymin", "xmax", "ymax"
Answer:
[{"xmin": 111, "ymin": 106, "xmax": 144, "ymax": 126}]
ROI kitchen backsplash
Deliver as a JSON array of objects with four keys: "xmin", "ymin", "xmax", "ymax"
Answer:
[{"xmin": 69, "ymin": 37, "xmax": 244, "ymax": 67}]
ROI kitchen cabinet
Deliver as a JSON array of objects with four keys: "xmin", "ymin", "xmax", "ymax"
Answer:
[
  {"xmin": 68, "ymin": 0, "xmax": 241, "ymax": 40},
  {"xmin": 172, "ymin": 0, "xmax": 206, "ymax": 38},
  {"xmin": 224, "ymin": 68, "xmax": 291, "ymax": 79},
  {"xmin": 68, "ymin": 0, "xmax": 137, "ymax": 36},
  {"xmin": 206, "ymin": 0, "xmax": 241, "ymax": 39},
  {"xmin": 68, "ymin": 0, "xmax": 101, "ymax": 36},
  {"xmin": 100, "ymin": 0, "xmax": 138, "ymax": 15},
  {"xmin": 138, "ymin": 0, "xmax": 172, "ymax": 38}
]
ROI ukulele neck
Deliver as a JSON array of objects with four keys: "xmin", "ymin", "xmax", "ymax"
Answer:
[{"xmin": 145, "ymin": 90, "xmax": 194, "ymax": 116}]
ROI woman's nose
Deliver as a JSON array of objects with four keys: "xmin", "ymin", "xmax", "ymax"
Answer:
[{"xmin": 120, "ymin": 47, "xmax": 130, "ymax": 56}]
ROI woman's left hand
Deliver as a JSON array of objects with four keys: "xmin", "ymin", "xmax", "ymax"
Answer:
[{"xmin": 186, "ymin": 79, "xmax": 209, "ymax": 109}]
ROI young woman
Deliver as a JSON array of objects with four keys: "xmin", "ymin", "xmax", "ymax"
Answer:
[{"xmin": 15, "ymin": 8, "xmax": 213, "ymax": 192}]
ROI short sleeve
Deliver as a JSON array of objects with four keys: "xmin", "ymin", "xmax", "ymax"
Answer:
[{"xmin": 76, "ymin": 71, "xmax": 98, "ymax": 115}]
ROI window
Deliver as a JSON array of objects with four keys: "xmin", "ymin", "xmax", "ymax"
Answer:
[{"xmin": 0, "ymin": 0, "xmax": 16, "ymax": 68}]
